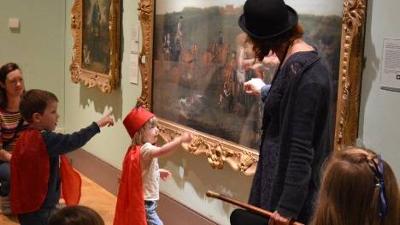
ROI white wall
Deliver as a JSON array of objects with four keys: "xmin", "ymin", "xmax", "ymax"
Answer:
[
  {"xmin": 0, "ymin": 0, "xmax": 66, "ymax": 126},
  {"xmin": 359, "ymin": 0, "xmax": 400, "ymax": 178}
]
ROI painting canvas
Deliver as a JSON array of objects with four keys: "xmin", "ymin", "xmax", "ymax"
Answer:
[
  {"xmin": 152, "ymin": 0, "xmax": 342, "ymax": 150},
  {"xmin": 71, "ymin": 0, "xmax": 120, "ymax": 93},
  {"xmin": 82, "ymin": 0, "xmax": 111, "ymax": 74}
]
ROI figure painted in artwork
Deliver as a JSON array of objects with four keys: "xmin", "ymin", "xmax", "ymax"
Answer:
[
  {"xmin": 172, "ymin": 16, "xmax": 184, "ymax": 61},
  {"xmin": 82, "ymin": 0, "xmax": 111, "ymax": 74},
  {"xmin": 162, "ymin": 33, "xmax": 172, "ymax": 60}
]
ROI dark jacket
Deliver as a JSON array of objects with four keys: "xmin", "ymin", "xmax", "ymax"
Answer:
[
  {"xmin": 42, "ymin": 122, "xmax": 100, "ymax": 208},
  {"xmin": 249, "ymin": 50, "xmax": 334, "ymax": 224}
]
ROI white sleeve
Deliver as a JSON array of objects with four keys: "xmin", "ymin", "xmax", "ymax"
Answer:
[{"xmin": 140, "ymin": 142, "xmax": 160, "ymax": 160}]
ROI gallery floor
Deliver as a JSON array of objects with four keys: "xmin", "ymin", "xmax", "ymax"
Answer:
[{"xmin": 0, "ymin": 175, "xmax": 117, "ymax": 225}]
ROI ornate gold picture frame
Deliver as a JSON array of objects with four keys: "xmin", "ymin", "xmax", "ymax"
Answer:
[
  {"xmin": 70, "ymin": 0, "xmax": 121, "ymax": 93},
  {"xmin": 137, "ymin": 0, "xmax": 367, "ymax": 175}
]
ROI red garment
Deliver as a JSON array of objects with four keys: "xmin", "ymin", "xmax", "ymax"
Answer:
[
  {"xmin": 10, "ymin": 129, "xmax": 81, "ymax": 214},
  {"xmin": 123, "ymin": 107, "xmax": 154, "ymax": 138},
  {"xmin": 60, "ymin": 155, "xmax": 82, "ymax": 205},
  {"xmin": 113, "ymin": 145, "xmax": 147, "ymax": 225}
]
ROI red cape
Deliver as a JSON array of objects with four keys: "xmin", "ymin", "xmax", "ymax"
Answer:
[
  {"xmin": 10, "ymin": 129, "xmax": 81, "ymax": 214},
  {"xmin": 113, "ymin": 145, "xmax": 147, "ymax": 225},
  {"xmin": 60, "ymin": 155, "xmax": 82, "ymax": 205}
]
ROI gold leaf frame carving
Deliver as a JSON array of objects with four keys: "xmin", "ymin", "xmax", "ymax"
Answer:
[
  {"xmin": 138, "ymin": 0, "xmax": 367, "ymax": 175},
  {"xmin": 70, "ymin": 0, "xmax": 121, "ymax": 93}
]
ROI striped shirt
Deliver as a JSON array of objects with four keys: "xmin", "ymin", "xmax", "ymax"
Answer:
[{"xmin": 0, "ymin": 108, "xmax": 28, "ymax": 152}]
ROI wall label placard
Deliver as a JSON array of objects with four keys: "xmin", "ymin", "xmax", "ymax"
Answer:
[{"xmin": 381, "ymin": 38, "xmax": 400, "ymax": 92}]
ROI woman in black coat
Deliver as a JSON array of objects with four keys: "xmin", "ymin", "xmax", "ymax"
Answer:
[{"xmin": 231, "ymin": 0, "xmax": 334, "ymax": 224}]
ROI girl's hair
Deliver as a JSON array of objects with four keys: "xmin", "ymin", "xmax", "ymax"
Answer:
[
  {"xmin": 131, "ymin": 117, "xmax": 157, "ymax": 145},
  {"xmin": 48, "ymin": 205, "xmax": 105, "ymax": 225},
  {"xmin": 248, "ymin": 23, "xmax": 304, "ymax": 61},
  {"xmin": 310, "ymin": 147, "xmax": 400, "ymax": 225},
  {"xmin": 0, "ymin": 62, "xmax": 21, "ymax": 108}
]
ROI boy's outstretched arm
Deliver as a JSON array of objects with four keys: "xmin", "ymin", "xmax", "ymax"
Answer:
[
  {"xmin": 151, "ymin": 132, "xmax": 192, "ymax": 158},
  {"xmin": 45, "ymin": 114, "xmax": 114, "ymax": 156}
]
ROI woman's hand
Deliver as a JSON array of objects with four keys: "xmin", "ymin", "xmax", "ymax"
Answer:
[
  {"xmin": 268, "ymin": 211, "xmax": 290, "ymax": 225},
  {"xmin": 0, "ymin": 149, "xmax": 12, "ymax": 161},
  {"xmin": 244, "ymin": 78, "xmax": 266, "ymax": 96}
]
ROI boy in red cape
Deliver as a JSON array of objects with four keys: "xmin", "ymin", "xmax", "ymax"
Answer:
[
  {"xmin": 10, "ymin": 89, "xmax": 114, "ymax": 225},
  {"xmin": 114, "ymin": 107, "xmax": 192, "ymax": 225}
]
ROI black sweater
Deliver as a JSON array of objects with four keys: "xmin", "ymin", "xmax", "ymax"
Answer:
[{"xmin": 249, "ymin": 50, "xmax": 334, "ymax": 224}]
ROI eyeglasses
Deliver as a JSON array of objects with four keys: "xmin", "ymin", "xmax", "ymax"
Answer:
[{"xmin": 368, "ymin": 154, "xmax": 388, "ymax": 219}]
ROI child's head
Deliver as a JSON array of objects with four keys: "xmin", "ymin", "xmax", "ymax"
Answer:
[
  {"xmin": 123, "ymin": 107, "xmax": 158, "ymax": 145},
  {"xmin": 311, "ymin": 147, "xmax": 400, "ymax": 225},
  {"xmin": 48, "ymin": 205, "xmax": 104, "ymax": 225},
  {"xmin": 19, "ymin": 89, "xmax": 59, "ymax": 131}
]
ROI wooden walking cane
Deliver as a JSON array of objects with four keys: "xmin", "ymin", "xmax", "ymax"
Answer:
[{"xmin": 206, "ymin": 191, "xmax": 304, "ymax": 225}]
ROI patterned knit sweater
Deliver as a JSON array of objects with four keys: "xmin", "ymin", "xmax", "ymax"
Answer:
[{"xmin": 0, "ymin": 108, "xmax": 28, "ymax": 152}]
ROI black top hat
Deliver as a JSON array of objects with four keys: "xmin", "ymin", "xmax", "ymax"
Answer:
[{"xmin": 238, "ymin": 0, "xmax": 298, "ymax": 40}]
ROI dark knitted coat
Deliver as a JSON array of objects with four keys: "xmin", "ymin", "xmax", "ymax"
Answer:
[{"xmin": 249, "ymin": 50, "xmax": 334, "ymax": 224}]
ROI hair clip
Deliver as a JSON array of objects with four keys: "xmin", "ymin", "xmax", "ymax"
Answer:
[{"xmin": 371, "ymin": 155, "xmax": 388, "ymax": 218}]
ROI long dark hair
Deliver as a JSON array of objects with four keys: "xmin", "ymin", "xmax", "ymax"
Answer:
[
  {"xmin": 310, "ymin": 147, "xmax": 400, "ymax": 225},
  {"xmin": 0, "ymin": 62, "xmax": 21, "ymax": 108}
]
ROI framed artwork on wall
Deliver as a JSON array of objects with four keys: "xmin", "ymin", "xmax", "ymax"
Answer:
[
  {"xmin": 137, "ymin": 0, "xmax": 367, "ymax": 174},
  {"xmin": 71, "ymin": 0, "xmax": 121, "ymax": 93}
]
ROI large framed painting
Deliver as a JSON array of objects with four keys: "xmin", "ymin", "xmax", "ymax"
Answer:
[
  {"xmin": 71, "ymin": 0, "xmax": 121, "ymax": 93},
  {"xmin": 137, "ymin": 0, "xmax": 367, "ymax": 174}
]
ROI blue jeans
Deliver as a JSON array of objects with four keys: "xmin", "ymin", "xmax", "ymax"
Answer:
[
  {"xmin": 0, "ymin": 161, "xmax": 10, "ymax": 196},
  {"xmin": 145, "ymin": 200, "xmax": 163, "ymax": 225}
]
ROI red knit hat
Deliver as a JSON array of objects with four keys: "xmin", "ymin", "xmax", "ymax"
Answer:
[{"xmin": 123, "ymin": 107, "xmax": 154, "ymax": 138}]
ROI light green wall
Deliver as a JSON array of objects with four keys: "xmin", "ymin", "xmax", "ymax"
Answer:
[
  {"xmin": 0, "ymin": 0, "xmax": 66, "ymax": 126},
  {"xmin": 64, "ymin": 0, "xmax": 138, "ymax": 170},
  {"xmin": 359, "ymin": 0, "xmax": 400, "ymax": 179},
  {"xmin": 3, "ymin": 0, "xmax": 399, "ymax": 225},
  {"xmin": 63, "ymin": 1, "xmax": 252, "ymax": 224},
  {"xmin": 63, "ymin": 0, "xmax": 400, "ymax": 222}
]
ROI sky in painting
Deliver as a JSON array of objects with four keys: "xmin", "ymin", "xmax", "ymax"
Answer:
[{"xmin": 156, "ymin": 0, "xmax": 343, "ymax": 16}]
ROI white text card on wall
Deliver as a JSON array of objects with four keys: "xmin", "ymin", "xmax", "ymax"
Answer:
[
  {"xmin": 129, "ymin": 24, "xmax": 140, "ymax": 84},
  {"xmin": 129, "ymin": 53, "xmax": 139, "ymax": 84},
  {"xmin": 381, "ymin": 38, "xmax": 400, "ymax": 92}
]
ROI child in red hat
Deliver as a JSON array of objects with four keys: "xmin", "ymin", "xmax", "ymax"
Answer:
[{"xmin": 114, "ymin": 107, "xmax": 192, "ymax": 225}]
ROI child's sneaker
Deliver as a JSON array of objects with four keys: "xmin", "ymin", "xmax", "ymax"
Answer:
[{"xmin": 0, "ymin": 196, "xmax": 12, "ymax": 215}]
